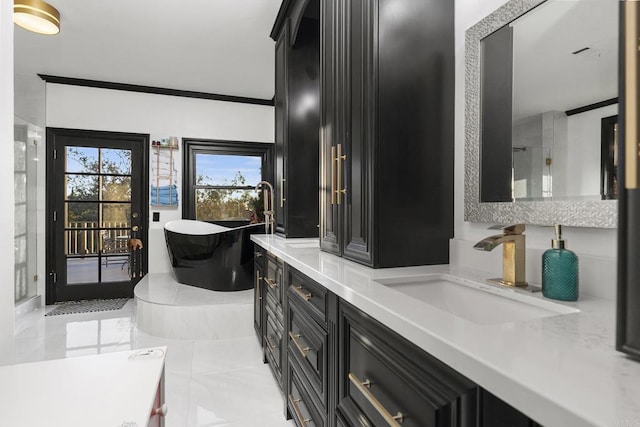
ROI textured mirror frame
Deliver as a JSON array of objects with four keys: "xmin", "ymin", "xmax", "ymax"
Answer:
[{"xmin": 464, "ymin": 0, "xmax": 617, "ymax": 228}]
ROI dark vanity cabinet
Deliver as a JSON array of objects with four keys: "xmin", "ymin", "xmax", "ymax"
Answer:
[
  {"xmin": 255, "ymin": 249, "xmax": 544, "ymax": 426},
  {"xmin": 263, "ymin": 252, "xmax": 286, "ymax": 389},
  {"xmin": 271, "ymin": 0, "xmax": 320, "ymax": 238},
  {"xmin": 319, "ymin": 0, "xmax": 455, "ymax": 268}
]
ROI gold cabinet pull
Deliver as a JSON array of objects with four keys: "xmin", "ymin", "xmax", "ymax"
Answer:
[
  {"xmin": 255, "ymin": 251, "xmax": 263, "ymax": 258},
  {"xmin": 263, "ymin": 277, "xmax": 277, "ymax": 290},
  {"xmin": 348, "ymin": 373, "xmax": 404, "ymax": 426},
  {"xmin": 280, "ymin": 178, "xmax": 286, "ymax": 207},
  {"xmin": 288, "ymin": 394, "xmax": 311, "ymax": 427},
  {"xmin": 625, "ymin": 0, "xmax": 640, "ymax": 189},
  {"xmin": 330, "ymin": 145, "xmax": 337, "ymax": 205},
  {"xmin": 336, "ymin": 143, "xmax": 347, "ymax": 204},
  {"xmin": 293, "ymin": 285, "xmax": 312, "ymax": 301},
  {"xmin": 265, "ymin": 334, "xmax": 278, "ymax": 350},
  {"xmin": 289, "ymin": 331, "xmax": 310, "ymax": 358}
]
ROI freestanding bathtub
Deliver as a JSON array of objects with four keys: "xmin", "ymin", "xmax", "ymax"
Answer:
[{"xmin": 164, "ymin": 220, "xmax": 265, "ymax": 291}]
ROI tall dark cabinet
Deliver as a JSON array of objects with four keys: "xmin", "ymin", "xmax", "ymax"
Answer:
[
  {"xmin": 618, "ymin": 1, "xmax": 640, "ymax": 360},
  {"xmin": 271, "ymin": 0, "xmax": 321, "ymax": 238},
  {"xmin": 319, "ymin": 0, "xmax": 455, "ymax": 268}
]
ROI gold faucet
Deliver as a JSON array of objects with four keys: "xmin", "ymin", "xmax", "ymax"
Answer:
[{"xmin": 473, "ymin": 224, "xmax": 527, "ymax": 287}]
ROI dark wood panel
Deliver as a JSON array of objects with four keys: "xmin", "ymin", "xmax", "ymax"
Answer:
[
  {"xmin": 275, "ymin": 24, "xmax": 288, "ymax": 234},
  {"xmin": 375, "ymin": 0, "xmax": 454, "ymax": 267},
  {"xmin": 480, "ymin": 389, "xmax": 541, "ymax": 427},
  {"xmin": 285, "ymin": 15, "xmax": 321, "ymax": 237},
  {"xmin": 342, "ymin": 0, "xmax": 374, "ymax": 266},
  {"xmin": 480, "ymin": 25, "xmax": 514, "ymax": 203},
  {"xmin": 319, "ymin": 0, "xmax": 342, "ymax": 256}
]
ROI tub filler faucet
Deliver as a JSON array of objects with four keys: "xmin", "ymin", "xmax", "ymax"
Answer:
[
  {"xmin": 256, "ymin": 181, "xmax": 275, "ymax": 234},
  {"xmin": 474, "ymin": 224, "xmax": 528, "ymax": 288}
]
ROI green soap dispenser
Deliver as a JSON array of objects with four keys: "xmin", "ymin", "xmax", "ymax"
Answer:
[{"xmin": 542, "ymin": 224, "xmax": 579, "ymax": 301}]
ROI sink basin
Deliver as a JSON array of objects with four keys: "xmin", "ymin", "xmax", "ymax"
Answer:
[{"xmin": 375, "ymin": 274, "xmax": 578, "ymax": 325}]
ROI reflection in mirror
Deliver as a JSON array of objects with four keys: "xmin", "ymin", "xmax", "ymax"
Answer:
[
  {"xmin": 465, "ymin": 0, "xmax": 617, "ymax": 227},
  {"xmin": 480, "ymin": 0, "xmax": 618, "ymax": 203}
]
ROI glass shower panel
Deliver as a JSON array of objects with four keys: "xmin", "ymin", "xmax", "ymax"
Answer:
[
  {"xmin": 512, "ymin": 146, "xmax": 552, "ymax": 201},
  {"xmin": 14, "ymin": 119, "xmax": 40, "ymax": 304}
]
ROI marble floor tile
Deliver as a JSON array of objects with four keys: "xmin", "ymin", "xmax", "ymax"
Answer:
[
  {"xmin": 191, "ymin": 336, "xmax": 263, "ymax": 376},
  {"xmin": 187, "ymin": 365, "xmax": 292, "ymax": 426},
  {"xmin": 13, "ymin": 291, "xmax": 293, "ymax": 426}
]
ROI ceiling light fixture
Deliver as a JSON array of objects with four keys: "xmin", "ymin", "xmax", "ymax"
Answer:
[{"xmin": 13, "ymin": 0, "xmax": 60, "ymax": 35}]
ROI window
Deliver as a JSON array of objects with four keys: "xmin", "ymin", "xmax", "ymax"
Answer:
[{"xmin": 183, "ymin": 139, "xmax": 273, "ymax": 222}]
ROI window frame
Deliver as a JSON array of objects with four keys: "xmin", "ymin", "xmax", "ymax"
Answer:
[{"xmin": 182, "ymin": 138, "xmax": 273, "ymax": 223}]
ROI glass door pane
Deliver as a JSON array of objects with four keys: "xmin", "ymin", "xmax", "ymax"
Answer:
[{"xmin": 64, "ymin": 146, "xmax": 132, "ymax": 286}]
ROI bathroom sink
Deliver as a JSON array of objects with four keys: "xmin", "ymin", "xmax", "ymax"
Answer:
[{"xmin": 375, "ymin": 274, "xmax": 578, "ymax": 325}]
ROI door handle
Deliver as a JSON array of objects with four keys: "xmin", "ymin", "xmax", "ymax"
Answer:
[{"xmin": 132, "ymin": 226, "xmax": 139, "ymax": 232}]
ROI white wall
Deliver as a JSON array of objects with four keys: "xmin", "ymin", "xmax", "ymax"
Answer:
[
  {"xmin": 453, "ymin": 0, "xmax": 617, "ymax": 299},
  {"xmin": 46, "ymin": 84, "xmax": 274, "ymax": 275},
  {"xmin": 0, "ymin": 0, "xmax": 16, "ymax": 365}
]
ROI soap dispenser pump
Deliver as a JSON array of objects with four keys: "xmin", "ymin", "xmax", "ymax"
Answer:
[{"xmin": 542, "ymin": 224, "xmax": 579, "ymax": 301}]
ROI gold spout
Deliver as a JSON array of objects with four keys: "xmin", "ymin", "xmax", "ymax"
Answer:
[{"xmin": 474, "ymin": 224, "xmax": 527, "ymax": 287}]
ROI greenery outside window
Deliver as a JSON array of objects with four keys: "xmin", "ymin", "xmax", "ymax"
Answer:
[{"xmin": 183, "ymin": 139, "xmax": 273, "ymax": 223}]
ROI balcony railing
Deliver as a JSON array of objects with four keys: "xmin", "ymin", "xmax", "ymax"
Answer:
[{"xmin": 67, "ymin": 222, "xmax": 130, "ymax": 256}]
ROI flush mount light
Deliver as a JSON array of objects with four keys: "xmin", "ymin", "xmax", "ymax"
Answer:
[{"xmin": 14, "ymin": 0, "xmax": 60, "ymax": 35}]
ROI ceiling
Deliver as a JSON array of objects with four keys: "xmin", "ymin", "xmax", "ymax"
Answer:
[
  {"xmin": 511, "ymin": 0, "xmax": 618, "ymax": 122},
  {"xmin": 14, "ymin": 0, "xmax": 283, "ymax": 125}
]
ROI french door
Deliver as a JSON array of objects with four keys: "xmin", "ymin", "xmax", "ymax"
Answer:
[{"xmin": 46, "ymin": 128, "xmax": 149, "ymax": 303}]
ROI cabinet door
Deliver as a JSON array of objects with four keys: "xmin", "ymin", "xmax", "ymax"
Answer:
[
  {"xmin": 320, "ymin": 0, "xmax": 342, "ymax": 256},
  {"xmin": 337, "ymin": 301, "xmax": 477, "ymax": 427},
  {"xmin": 342, "ymin": 0, "xmax": 373, "ymax": 266},
  {"xmin": 254, "ymin": 260, "xmax": 264, "ymax": 340},
  {"xmin": 275, "ymin": 23, "xmax": 288, "ymax": 235}
]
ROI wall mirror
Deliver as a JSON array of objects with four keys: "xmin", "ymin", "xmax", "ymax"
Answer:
[{"xmin": 465, "ymin": 0, "xmax": 618, "ymax": 227}]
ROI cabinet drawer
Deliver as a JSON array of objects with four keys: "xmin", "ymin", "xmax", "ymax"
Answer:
[
  {"xmin": 338, "ymin": 302, "xmax": 477, "ymax": 427},
  {"xmin": 254, "ymin": 245, "xmax": 266, "ymax": 268},
  {"xmin": 289, "ymin": 363, "xmax": 325, "ymax": 427},
  {"xmin": 265, "ymin": 254, "xmax": 284, "ymax": 304},
  {"xmin": 288, "ymin": 267, "xmax": 327, "ymax": 325},
  {"xmin": 264, "ymin": 305, "xmax": 283, "ymax": 386},
  {"xmin": 265, "ymin": 289, "xmax": 284, "ymax": 325},
  {"xmin": 288, "ymin": 295, "xmax": 328, "ymax": 408}
]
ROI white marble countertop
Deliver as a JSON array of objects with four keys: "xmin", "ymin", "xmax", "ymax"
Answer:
[
  {"xmin": 0, "ymin": 347, "xmax": 166, "ymax": 427},
  {"xmin": 252, "ymin": 235, "xmax": 640, "ymax": 427}
]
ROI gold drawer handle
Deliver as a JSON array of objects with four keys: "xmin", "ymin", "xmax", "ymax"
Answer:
[
  {"xmin": 293, "ymin": 285, "xmax": 312, "ymax": 301},
  {"xmin": 265, "ymin": 335, "xmax": 278, "ymax": 350},
  {"xmin": 348, "ymin": 373, "xmax": 404, "ymax": 426},
  {"xmin": 289, "ymin": 331, "xmax": 310, "ymax": 358},
  {"xmin": 288, "ymin": 394, "xmax": 311, "ymax": 427},
  {"xmin": 264, "ymin": 277, "xmax": 277, "ymax": 290},
  {"xmin": 330, "ymin": 145, "xmax": 337, "ymax": 205}
]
